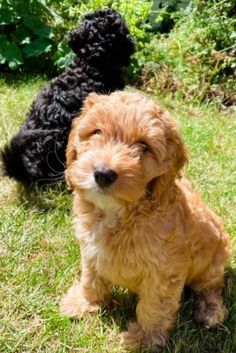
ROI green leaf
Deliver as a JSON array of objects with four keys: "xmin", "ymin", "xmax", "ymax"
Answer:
[
  {"xmin": 0, "ymin": 53, "xmax": 6, "ymax": 64},
  {"xmin": 230, "ymin": 32, "xmax": 236, "ymax": 40},
  {"xmin": 55, "ymin": 52, "xmax": 75, "ymax": 69},
  {"xmin": 0, "ymin": 8, "xmax": 20, "ymax": 25},
  {"xmin": 53, "ymin": 40, "xmax": 75, "ymax": 69},
  {"xmin": 6, "ymin": 43, "xmax": 23, "ymax": 68},
  {"xmin": 23, "ymin": 16, "xmax": 53, "ymax": 38},
  {"xmin": 23, "ymin": 38, "xmax": 52, "ymax": 57},
  {"xmin": 0, "ymin": 36, "xmax": 23, "ymax": 69},
  {"xmin": 34, "ymin": 0, "xmax": 63, "ymax": 24},
  {"xmin": 8, "ymin": 60, "xmax": 20, "ymax": 69},
  {"xmin": 13, "ymin": 25, "xmax": 32, "ymax": 45},
  {"xmin": 0, "ymin": 35, "xmax": 8, "ymax": 62}
]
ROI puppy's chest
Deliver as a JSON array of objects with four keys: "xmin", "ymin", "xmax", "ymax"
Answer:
[{"xmin": 89, "ymin": 212, "xmax": 143, "ymax": 290}]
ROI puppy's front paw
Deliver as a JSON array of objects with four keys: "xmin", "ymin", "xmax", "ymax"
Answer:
[
  {"xmin": 195, "ymin": 300, "xmax": 228, "ymax": 328},
  {"xmin": 60, "ymin": 283, "xmax": 100, "ymax": 318},
  {"xmin": 121, "ymin": 322, "xmax": 166, "ymax": 352},
  {"xmin": 121, "ymin": 322, "xmax": 143, "ymax": 351}
]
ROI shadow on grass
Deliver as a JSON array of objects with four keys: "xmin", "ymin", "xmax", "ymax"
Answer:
[
  {"xmin": 15, "ymin": 181, "xmax": 71, "ymax": 213},
  {"xmin": 97, "ymin": 267, "xmax": 236, "ymax": 353},
  {"xmin": 102, "ymin": 288, "xmax": 138, "ymax": 331}
]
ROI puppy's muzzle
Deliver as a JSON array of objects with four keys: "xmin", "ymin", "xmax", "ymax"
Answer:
[{"xmin": 94, "ymin": 167, "xmax": 117, "ymax": 188}]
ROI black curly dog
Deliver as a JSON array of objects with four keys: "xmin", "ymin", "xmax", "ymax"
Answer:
[{"xmin": 1, "ymin": 9, "xmax": 134, "ymax": 185}]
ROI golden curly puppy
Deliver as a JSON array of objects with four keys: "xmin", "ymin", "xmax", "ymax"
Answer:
[{"xmin": 60, "ymin": 91, "xmax": 231, "ymax": 351}]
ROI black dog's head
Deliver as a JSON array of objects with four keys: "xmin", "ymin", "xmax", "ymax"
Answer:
[{"xmin": 67, "ymin": 8, "xmax": 135, "ymax": 68}]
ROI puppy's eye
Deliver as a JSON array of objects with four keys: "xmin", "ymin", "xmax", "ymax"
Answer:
[
  {"xmin": 137, "ymin": 141, "xmax": 149, "ymax": 153},
  {"xmin": 92, "ymin": 129, "xmax": 102, "ymax": 135}
]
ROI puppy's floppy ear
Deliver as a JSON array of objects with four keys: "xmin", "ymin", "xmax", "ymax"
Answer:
[
  {"xmin": 164, "ymin": 113, "xmax": 188, "ymax": 173},
  {"xmin": 65, "ymin": 117, "xmax": 80, "ymax": 189},
  {"xmin": 151, "ymin": 110, "xmax": 188, "ymax": 201}
]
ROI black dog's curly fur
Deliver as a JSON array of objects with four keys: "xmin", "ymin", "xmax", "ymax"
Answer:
[{"xmin": 1, "ymin": 9, "xmax": 134, "ymax": 184}]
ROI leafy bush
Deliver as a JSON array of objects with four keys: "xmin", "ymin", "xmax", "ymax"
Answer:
[
  {"xmin": 0, "ymin": 0, "xmax": 61, "ymax": 70},
  {"xmin": 0, "ymin": 0, "xmax": 186, "ymax": 75},
  {"xmin": 140, "ymin": 0, "xmax": 236, "ymax": 107},
  {"xmin": 0, "ymin": 0, "xmax": 153, "ymax": 72},
  {"xmin": 1, "ymin": 0, "xmax": 235, "ymax": 108}
]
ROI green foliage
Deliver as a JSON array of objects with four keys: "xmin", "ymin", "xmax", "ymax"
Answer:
[
  {"xmin": 140, "ymin": 0, "xmax": 236, "ymax": 107},
  {"xmin": 1, "ymin": 0, "xmax": 235, "ymax": 108},
  {"xmin": 0, "ymin": 0, "xmax": 153, "ymax": 72},
  {"xmin": 0, "ymin": 0, "xmax": 58, "ymax": 70}
]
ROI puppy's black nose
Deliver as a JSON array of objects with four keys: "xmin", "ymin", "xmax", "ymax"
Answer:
[{"xmin": 94, "ymin": 168, "xmax": 117, "ymax": 188}]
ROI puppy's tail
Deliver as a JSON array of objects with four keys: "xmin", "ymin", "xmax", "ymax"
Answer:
[
  {"xmin": 0, "ymin": 129, "xmax": 58, "ymax": 184},
  {"xmin": 67, "ymin": 8, "xmax": 135, "ymax": 68}
]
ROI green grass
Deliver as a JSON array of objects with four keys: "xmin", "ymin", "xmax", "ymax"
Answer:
[{"xmin": 0, "ymin": 75, "xmax": 236, "ymax": 353}]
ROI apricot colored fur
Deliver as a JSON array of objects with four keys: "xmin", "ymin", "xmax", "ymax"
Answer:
[{"xmin": 60, "ymin": 92, "xmax": 231, "ymax": 351}]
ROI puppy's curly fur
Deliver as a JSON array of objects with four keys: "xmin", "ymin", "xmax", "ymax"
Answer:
[
  {"xmin": 1, "ymin": 9, "xmax": 134, "ymax": 185},
  {"xmin": 60, "ymin": 92, "xmax": 231, "ymax": 351}
]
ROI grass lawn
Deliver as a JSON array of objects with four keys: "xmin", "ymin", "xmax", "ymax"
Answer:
[{"xmin": 0, "ymin": 75, "xmax": 235, "ymax": 353}]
